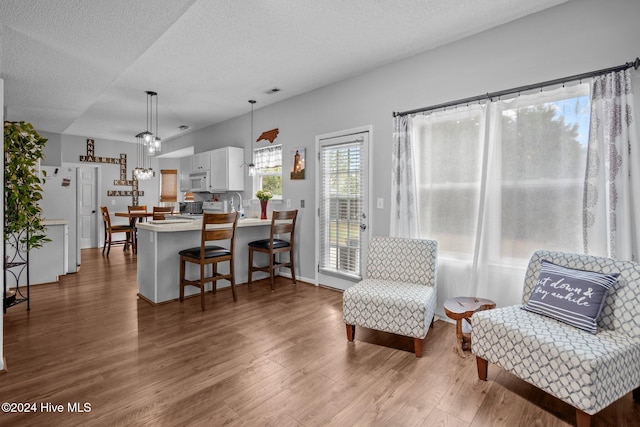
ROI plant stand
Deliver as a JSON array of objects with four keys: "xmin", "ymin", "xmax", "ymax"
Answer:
[{"xmin": 3, "ymin": 230, "xmax": 30, "ymax": 313}]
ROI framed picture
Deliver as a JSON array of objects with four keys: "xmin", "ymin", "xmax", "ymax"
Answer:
[{"xmin": 290, "ymin": 148, "xmax": 305, "ymax": 180}]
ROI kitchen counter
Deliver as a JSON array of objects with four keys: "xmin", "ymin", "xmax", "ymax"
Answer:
[
  {"xmin": 136, "ymin": 217, "xmax": 272, "ymax": 304},
  {"xmin": 136, "ymin": 217, "xmax": 270, "ymax": 232}
]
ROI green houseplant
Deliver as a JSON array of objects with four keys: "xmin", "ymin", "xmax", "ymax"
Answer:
[{"xmin": 4, "ymin": 121, "xmax": 49, "ymax": 250}]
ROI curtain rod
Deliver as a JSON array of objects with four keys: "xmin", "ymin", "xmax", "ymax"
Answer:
[{"xmin": 392, "ymin": 57, "xmax": 640, "ymax": 118}]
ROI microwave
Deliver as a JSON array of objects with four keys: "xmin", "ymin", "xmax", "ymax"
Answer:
[{"xmin": 189, "ymin": 171, "xmax": 210, "ymax": 192}]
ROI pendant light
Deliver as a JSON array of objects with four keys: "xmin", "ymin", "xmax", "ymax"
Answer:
[
  {"xmin": 248, "ymin": 99, "xmax": 256, "ymax": 176},
  {"xmin": 134, "ymin": 90, "xmax": 160, "ymax": 180}
]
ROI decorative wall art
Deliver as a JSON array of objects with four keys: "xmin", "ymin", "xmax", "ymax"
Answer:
[
  {"xmin": 257, "ymin": 128, "xmax": 279, "ymax": 143},
  {"xmin": 290, "ymin": 148, "xmax": 305, "ymax": 180},
  {"xmin": 79, "ymin": 138, "xmax": 144, "ymax": 205}
]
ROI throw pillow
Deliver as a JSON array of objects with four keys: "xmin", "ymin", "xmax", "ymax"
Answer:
[{"xmin": 522, "ymin": 259, "xmax": 619, "ymax": 333}]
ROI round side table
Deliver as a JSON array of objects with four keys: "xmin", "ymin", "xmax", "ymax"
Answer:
[{"xmin": 444, "ymin": 296, "xmax": 496, "ymax": 358}]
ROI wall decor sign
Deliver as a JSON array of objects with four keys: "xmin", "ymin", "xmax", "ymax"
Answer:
[
  {"xmin": 79, "ymin": 139, "xmax": 144, "ymax": 205},
  {"xmin": 290, "ymin": 148, "xmax": 305, "ymax": 180},
  {"xmin": 257, "ymin": 128, "xmax": 279, "ymax": 143}
]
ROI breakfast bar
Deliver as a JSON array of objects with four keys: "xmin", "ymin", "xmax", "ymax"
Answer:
[{"xmin": 135, "ymin": 218, "xmax": 271, "ymax": 304}]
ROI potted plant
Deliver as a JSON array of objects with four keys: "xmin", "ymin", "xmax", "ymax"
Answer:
[
  {"xmin": 4, "ymin": 121, "xmax": 49, "ymax": 251},
  {"xmin": 255, "ymin": 189, "xmax": 273, "ymax": 220}
]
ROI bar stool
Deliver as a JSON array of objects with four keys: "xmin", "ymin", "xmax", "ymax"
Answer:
[
  {"xmin": 100, "ymin": 206, "xmax": 134, "ymax": 256},
  {"xmin": 152, "ymin": 206, "xmax": 173, "ymax": 220},
  {"xmin": 247, "ymin": 210, "xmax": 298, "ymax": 291},
  {"xmin": 179, "ymin": 212, "xmax": 239, "ymax": 311}
]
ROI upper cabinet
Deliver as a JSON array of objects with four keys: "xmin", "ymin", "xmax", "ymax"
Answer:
[
  {"xmin": 179, "ymin": 156, "xmax": 192, "ymax": 192},
  {"xmin": 209, "ymin": 147, "xmax": 245, "ymax": 192},
  {"xmin": 192, "ymin": 151, "xmax": 211, "ymax": 171}
]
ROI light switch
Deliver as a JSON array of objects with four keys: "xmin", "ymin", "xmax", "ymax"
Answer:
[
  {"xmin": 286, "ymin": 199, "xmax": 291, "ymax": 208},
  {"xmin": 111, "ymin": 200, "xmax": 116, "ymax": 206},
  {"xmin": 300, "ymin": 200, "xmax": 305, "ymax": 208},
  {"xmin": 377, "ymin": 198, "xmax": 384, "ymax": 209}
]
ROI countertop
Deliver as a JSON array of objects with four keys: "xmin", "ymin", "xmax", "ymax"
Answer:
[
  {"xmin": 136, "ymin": 217, "xmax": 270, "ymax": 232},
  {"xmin": 43, "ymin": 219, "xmax": 69, "ymax": 225}
]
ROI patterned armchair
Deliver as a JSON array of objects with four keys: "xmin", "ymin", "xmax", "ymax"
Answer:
[
  {"xmin": 472, "ymin": 250, "xmax": 640, "ymax": 427},
  {"xmin": 342, "ymin": 236, "xmax": 438, "ymax": 357}
]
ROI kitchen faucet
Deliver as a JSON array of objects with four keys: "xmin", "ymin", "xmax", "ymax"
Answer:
[{"xmin": 230, "ymin": 192, "xmax": 243, "ymax": 215}]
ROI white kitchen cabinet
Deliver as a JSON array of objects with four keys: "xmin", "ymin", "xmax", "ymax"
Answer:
[
  {"xmin": 191, "ymin": 151, "xmax": 211, "ymax": 171},
  {"xmin": 209, "ymin": 147, "xmax": 245, "ymax": 192},
  {"xmin": 179, "ymin": 156, "xmax": 192, "ymax": 192}
]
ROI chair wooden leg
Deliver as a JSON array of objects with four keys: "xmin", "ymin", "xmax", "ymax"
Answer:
[
  {"xmin": 247, "ymin": 248, "xmax": 254, "ymax": 287},
  {"xmin": 290, "ymin": 248, "xmax": 296, "ymax": 285},
  {"xmin": 212, "ymin": 263, "xmax": 217, "ymax": 293},
  {"xmin": 200, "ymin": 263, "xmax": 206, "ymax": 311},
  {"xmin": 633, "ymin": 387, "xmax": 640, "ymax": 402},
  {"xmin": 414, "ymin": 338, "xmax": 423, "ymax": 358},
  {"xmin": 228, "ymin": 258, "xmax": 237, "ymax": 302},
  {"xmin": 476, "ymin": 356, "xmax": 488, "ymax": 380},
  {"xmin": 269, "ymin": 253, "xmax": 275, "ymax": 292},
  {"xmin": 346, "ymin": 324, "xmax": 355, "ymax": 342},
  {"xmin": 575, "ymin": 409, "xmax": 592, "ymax": 427},
  {"xmin": 179, "ymin": 257, "xmax": 185, "ymax": 302}
]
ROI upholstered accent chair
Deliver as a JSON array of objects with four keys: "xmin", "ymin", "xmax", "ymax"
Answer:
[
  {"xmin": 472, "ymin": 250, "xmax": 640, "ymax": 427},
  {"xmin": 342, "ymin": 236, "xmax": 438, "ymax": 357}
]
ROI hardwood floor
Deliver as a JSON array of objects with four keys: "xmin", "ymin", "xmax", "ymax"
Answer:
[{"xmin": 2, "ymin": 248, "xmax": 639, "ymax": 426}]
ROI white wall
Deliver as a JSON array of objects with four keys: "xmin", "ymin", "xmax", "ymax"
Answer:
[
  {"xmin": 162, "ymin": 0, "xmax": 640, "ymax": 285},
  {"xmin": 59, "ymin": 134, "xmax": 161, "ymax": 215},
  {"xmin": 1, "ymin": 77, "xmax": 5, "ymax": 371}
]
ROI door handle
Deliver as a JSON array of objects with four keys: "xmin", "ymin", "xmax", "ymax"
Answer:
[
  {"xmin": 360, "ymin": 223, "xmax": 367, "ymax": 231},
  {"xmin": 92, "ymin": 210, "xmax": 96, "ymax": 214}
]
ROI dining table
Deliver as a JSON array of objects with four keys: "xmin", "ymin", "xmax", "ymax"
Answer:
[{"xmin": 114, "ymin": 211, "xmax": 154, "ymax": 253}]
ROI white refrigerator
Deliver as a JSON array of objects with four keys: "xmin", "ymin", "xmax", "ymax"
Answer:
[{"xmin": 38, "ymin": 166, "xmax": 78, "ymax": 273}]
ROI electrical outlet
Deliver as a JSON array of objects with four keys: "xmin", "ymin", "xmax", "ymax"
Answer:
[
  {"xmin": 111, "ymin": 200, "xmax": 116, "ymax": 206},
  {"xmin": 300, "ymin": 200, "xmax": 305, "ymax": 208},
  {"xmin": 150, "ymin": 232, "xmax": 153, "ymax": 243},
  {"xmin": 286, "ymin": 199, "xmax": 291, "ymax": 208},
  {"xmin": 377, "ymin": 198, "xmax": 384, "ymax": 209}
]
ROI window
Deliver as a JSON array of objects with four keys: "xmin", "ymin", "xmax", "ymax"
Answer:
[
  {"xmin": 159, "ymin": 169, "xmax": 177, "ymax": 205},
  {"xmin": 253, "ymin": 145, "xmax": 282, "ymax": 199},
  {"xmin": 414, "ymin": 84, "xmax": 590, "ymax": 263}
]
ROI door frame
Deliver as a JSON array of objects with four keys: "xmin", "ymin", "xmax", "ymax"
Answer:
[
  {"xmin": 64, "ymin": 162, "xmax": 102, "ymax": 255},
  {"xmin": 314, "ymin": 125, "xmax": 372, "ymax": 290}
]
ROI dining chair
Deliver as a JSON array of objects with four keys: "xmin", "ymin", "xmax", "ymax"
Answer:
[
  {"xmin": 152, "ymin": 206, "xmax": 173, "ymax": 220},
  {"xmin": 179, "ymin": 212, "xmax": 239, "ymax": 311},
  {"xmin": 127, "ymin": 205, "xmax": 148, "ymax": 252},
  {"xmin": 100, "ymin": 206, "xmax": 134, "ymax": 256},
  {"xmin": 247, "ymin": 210, "xmax": 298, "ymax": 291},
  {"xmin": 128, "ymin": 205, "xmax": 148, "ymax": 222}
]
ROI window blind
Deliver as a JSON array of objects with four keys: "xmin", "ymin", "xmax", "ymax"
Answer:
[
  {"xmin": 160, "ymin": 169, "xmax": 177, "ymax": 203},
  {"xmin": 319, "ymin": 141, "xmax": 363, "ymax": 277}
]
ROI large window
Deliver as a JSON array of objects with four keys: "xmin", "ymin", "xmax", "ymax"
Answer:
[
  {"xmin": 253, "ymin": 145, "xmax": 282, "ymax": 199},
  {"xmin": 414, "ymin": 84, "xmax": 590, "ymax": 264}
]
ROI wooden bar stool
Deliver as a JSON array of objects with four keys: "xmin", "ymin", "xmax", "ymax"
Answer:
[
  {"xmin": 152, "ymin": 206, "xmax": 173, "ymax": 220},
  {"xmin": 179, "ymin": 212, "xmax": 239, "ymax": 311},
  {"xmin": 247, "ymin": 210, "xmax": 298, "ymax": 291}
]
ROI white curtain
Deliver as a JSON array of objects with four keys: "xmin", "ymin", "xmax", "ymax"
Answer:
[
  {"xmin": 583, "ymin": 69, "xmax": 640, "ymax": 261},
  {"xmin": 412, "ymin": 84, "xmax": 592, "ymax": 310},
  {"xmin": 254, "ymin": 144, "xmax": 282, "ymax": 170},
  {"xmin": 390, "ymin": 115, "xmax": 419, "ymax": 238}
]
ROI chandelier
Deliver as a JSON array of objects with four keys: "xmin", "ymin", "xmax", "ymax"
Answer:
[{"xmin": 134, "ymin": 90, "xmax": 161, "ymax": 180}]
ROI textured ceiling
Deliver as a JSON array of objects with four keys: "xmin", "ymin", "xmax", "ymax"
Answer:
[{"xmin": 1, "ymin": 0, "xmax": 567, "ymax": 144}]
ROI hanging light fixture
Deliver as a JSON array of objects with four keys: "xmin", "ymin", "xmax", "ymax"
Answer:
[
  {"xmin": 248, "ymin": 99, "xmax": 256, "ymax": 176},
  {"xmin": 134, "ymin": 90, "xmax": 160, "ymax": 180}
]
